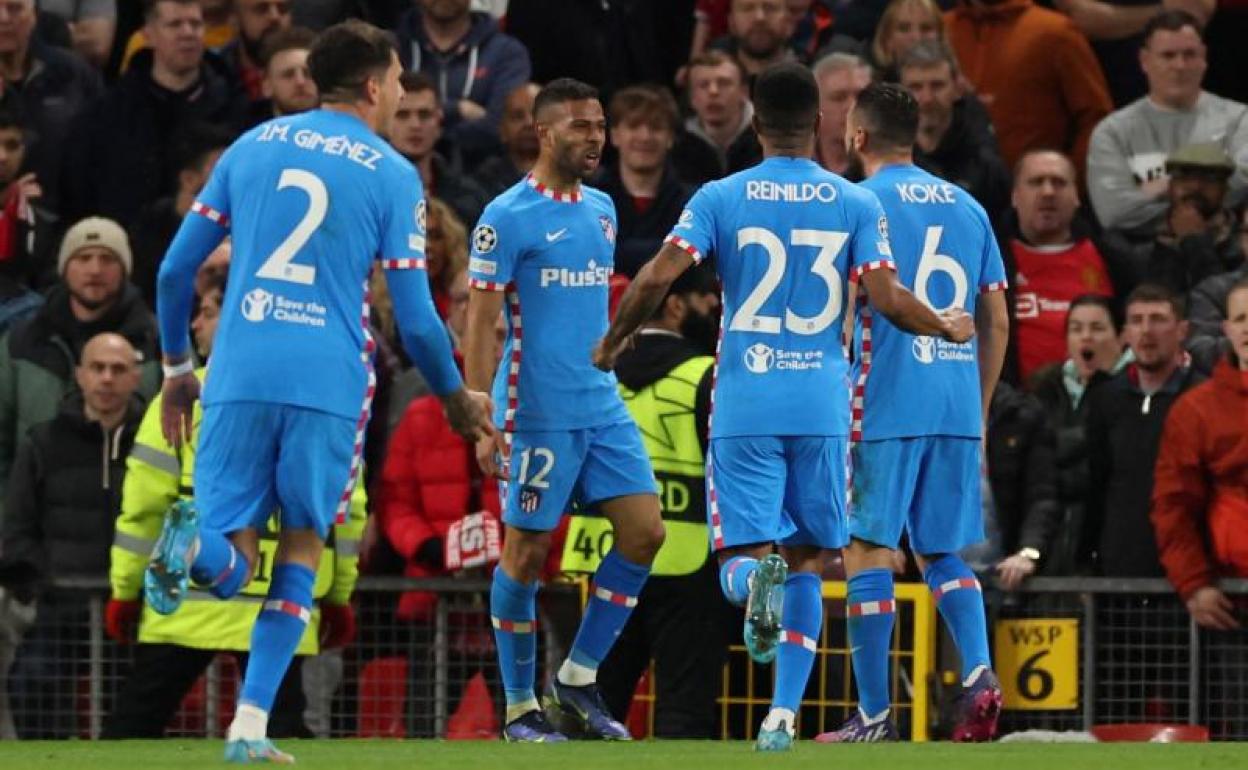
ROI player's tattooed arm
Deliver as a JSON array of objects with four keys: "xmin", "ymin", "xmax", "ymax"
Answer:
[
  {"xmin": 595, "ymin": 242, "xmax": 696, "ymax": 371},
  {"xmin": 859, "ymin": 268, "xmax": 975, "ymax": 343}
]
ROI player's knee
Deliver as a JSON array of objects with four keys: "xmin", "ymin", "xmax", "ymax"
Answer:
[{"xmin": 635, "ymin": 517, "xmax": 666, "ymax": 562}]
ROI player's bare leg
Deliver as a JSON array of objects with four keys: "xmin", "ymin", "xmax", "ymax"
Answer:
[
  {"xmin": 915, "ymin": 552, "xmax": 1001, "ymax": 741},
  {"xmin": 224, "ymin": 529, "xmax": 323, "ymax": 764},
  {"xmin": 547, "ymin": 493, "xmax": 664, "ymax": 740},
  {"xmin": 816, "ymin": 538, "xmax": 900, "ymax": 743}
]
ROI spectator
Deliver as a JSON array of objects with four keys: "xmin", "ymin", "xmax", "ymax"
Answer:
[
  {"xmin": 811, "ymin": 51, "xmax": 871, "ymax": 178},
  {"xmin": 252, "ymin": 25, "xmax": 319, "ymax": 124},
  {"xmin": 984, "ymin": 380, "xmax": 1060, "ymax": 589},
  {"xmin": 472, "ymin": 82, "xmax": 539, "ymax": 199},
  {"xmin": 1050, "ymin": 0, "xmax": 1215, "ymax": 107},
  {"xmin": 1138, "ymin": 143, "xmax": 1245, "ymax": 295},
  {"xmin": 945, "ymin": 0, "xmax": 1112, "ymax": 181},
  {"xmin": 39, "ymin": 0, "xmax": 119, "ymax": 69},
  {"xmin": 1031, "ymin": 295, "xmax": 1129, "ymax": 576},
  {"xmin": 1186, "ymin": 209, "xmax": 1248, "ymax": 373},
  {"xmin": 0, "ymin": 96, "xmax": 57, "ymax": 292},
  {"xmin": 389, "ymin": 72, "xmax": 489, "ymax": 229},
  {"xmin": 219, "ymin": 0, "xmax": 292, "ymax": 104},
  {"xmin": 0, "ymin": 332, "xmax": 144, "ymax": 738},
  {"xmin": 0, "ymin": 217, "xmax": 161, "ymax": 523},
  {"xmin": 425, "ymin": 196, "xmax": 469, "ymax": 321},
  {"xmin": 787, "ymin": 0, "xmax": 836, "ymax": 62},
  {"xmin": 898, "ymin": 40, "xmax": 1010, "ymax": 223},
  {"xmin": 575, "ymin": 262, "xmax": 727, "ymax": 738},
  {"xmin": 1006, "ymin": 150, "xmax": 1118, "ymax": 383},
  {"xmin": 594, "ymin": 85, "xmax": 693, "ymax": 278},
  {"xmin": 396, "ymin": 0, "xmax": 532, "ymax": 166},
  {"xmin": 713, "ymin": 0, "xmax": 799, "ymax": 77},
  {"xmin": 118, "ymin": 0, "xmax": 236, "ymax": 70},
  {"xmin": 0, "ymin": 0, "xmax": 102, "ymax": 207},
  {"xmin": 61, "ymin": 0, "xmax": 247, "ymax": 227},
  {"xmin": 1087, "ymin": 11, "xmax": 1248, "ymax": 235},
  {"xmin": 671, "ymin": 50, "xmax": 762, "ymax": 186},
  {"xmin": 102, "ymin": 262, "xmax": 365, "ymax": 738},
  {"xmin": 128, "ymin": 123, "xmax": 233, "ymax": 308},
  {"xmin": 1084, "ymin": 284, "xmax": 1204, "ymax": 578},
  {"xmin": 1152, "ymin": 275, "xmax": 1248, "ymax": 630},
  {"xmin": 868, "ymin": 0, "xmax": 945, "ymax": 82}
]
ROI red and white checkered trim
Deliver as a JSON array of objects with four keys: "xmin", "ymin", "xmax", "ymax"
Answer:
[
  {"xmin": 491, "ymin": 616, "xmax": 535, "ymax": 633},
  {"xmin": 470, "ymin": 278, "xmax": 507, "ymax": 292},
  {"xmin": 932, "ymin": 577, "xmax": 981, "ymax": 601},
  {"xmin": 335, "ymin": 279, "xmax": 377, "ymax": 525},
  {"xmin": 593, "ymin": 584, "xmax": 639, "ymax": 608},
  {"xmin": 209, "ymin": 546, "xmax": 237, "ymax": 588},
  {"xmin": 847, "ymin": 599, "xmax": 897, "ymax": 617},
  {"xmin": 190, "ymin": 200, "xmax": 229, "ymax": 228},
  {"xmin": 664, "ymin": 234, "xmax": 704, "ymax": 264},
  {"xmin": 707, "ymin": 325, "xmax": 725, "ymax": 550},
  {"xmin": 980, "ymin": 280, "xmax": 1008, "ymax": 293},
  {"xmin": 850, "ymin": 299, "xmax": 873, "ymax": 445},
  {"xmin": 379, "ymin": 257, "xmax": 427, "ymax": 271},
  {"xmin": 526, "ymin": 173, "xmax": 582, "ymax": 203},
  {"xmin": 850, "ymin": 259, "xmax": 896, "ymax": 281},
  {"xmin": 783, "ymin": 629, "xmax": 818, "ymax": 652},
  {"xmin": 262, "ymin": 599, "xmax": 311, "ymax": 624}
]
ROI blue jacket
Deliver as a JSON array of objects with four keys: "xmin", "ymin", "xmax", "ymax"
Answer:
[{"xmin": 396, "ymin": 10, "xmax": 531, "ymax": 162}]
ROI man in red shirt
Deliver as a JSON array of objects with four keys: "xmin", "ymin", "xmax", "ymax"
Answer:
[{"xmin": 1008, "ymin": 150, "xmax": 1117, "ymax": 383}]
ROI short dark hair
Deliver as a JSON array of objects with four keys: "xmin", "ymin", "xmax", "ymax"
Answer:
[
  {"xmin": 653, "ymin": 261, "xmax": 719, "ymax": 319},
  {"xmin": 259, "ymin": 25, "xmax": 317, "ymax": 71},
  {"xmin": 687, "ymin": 50, "xmax": 746, "ymax": 85},
  {"xmin": 1012, "ymin": 147, "xmax": 1077, "ymax": 184},
  {"xmin": 1067, "ymin": 294, "xmax": 1121, "ymax": 335},
  {"xmin": 1142, "ymin": 9, "xmax": 1203, "ymax": 46},
  {"xmin": 144, "ymin": 0, "xmax": 197, "ymax": 21},
  {"xmin": 752, "ymin": 62, "xmax": 820, "ymax": 140},
  {"xmin": 896, "ymin": 39, "xmax": 960, "ymax": 76},
  {"xmin": 534, "ymin": 78, "xmax": 600, "ymax": 118},
  {"xmin": 853, "ymin": 82, "xmax": 918, "ymax": 151},
  {"xmin": 608, "ymin": 85, "xmax": 679, "ymax": 133},
  {"xmin": 399, "ymin": 70, "xmax": 436, "ymax": 96},
  {"xmin": 0, "ymin": 93, "xmax": 25, "ymax": 133},
  {"xmin": 1125, "ymin": 283, "xmax": 1186, "ymax": 320},
  {"xmin": 307, "ymin": 20, "xmax": 396, "ymax": 104}
]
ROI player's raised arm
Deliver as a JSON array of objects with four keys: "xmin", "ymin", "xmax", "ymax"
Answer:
[{"xmin": 594, "ymin": 242, "xmax": 696, "ymax": 371}]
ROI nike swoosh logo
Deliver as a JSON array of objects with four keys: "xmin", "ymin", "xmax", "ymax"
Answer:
[{"xmin": 545, "ymin": 228, "xmax": 567, "ymax": 242}]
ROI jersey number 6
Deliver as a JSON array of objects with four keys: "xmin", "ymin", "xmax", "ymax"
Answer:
[
  {"xmin": 914, "ymin": 225, "xmax": 968, "ymax": 313},
  {"xmin": 730, "ymin": 227, "xmax": 847, "ymax": 336},
  {"xmin": 255, "ymin": 168, "xmax": 329, "ymax": 286}
]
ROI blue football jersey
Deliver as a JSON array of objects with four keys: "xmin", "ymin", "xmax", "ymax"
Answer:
[
  {"xmin": 192, "ymin": 109, "xmax": 432, "ymax": 421},
  {"xmin": 467, "ymin": 175, "xmax": 631, "ymax": 432},
  {"xmin": 667, "ymin": 156, "xmax": 894, "ymax": 439},
  {"xmin": 854, "ymin": 164, "xmax": 1008, "ymax": 440}
]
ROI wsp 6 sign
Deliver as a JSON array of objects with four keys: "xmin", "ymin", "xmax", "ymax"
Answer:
[{"xmin": 994, "ymin": 618, "xmax": 1079, "ymax": 710}]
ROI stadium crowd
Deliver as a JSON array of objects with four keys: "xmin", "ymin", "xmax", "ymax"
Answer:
[{"xmin": 0, "ymin": 0, "xmax": 1245, "ymax": 741}]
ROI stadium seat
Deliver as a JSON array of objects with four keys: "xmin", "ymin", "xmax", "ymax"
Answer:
[
  {"xmin": 357, "ymin": 657, "xmax": 408, "ymax": 738},
  {"xmin": 1091, "ymin": 723, "xmax": 1210, "ymax": 742}
]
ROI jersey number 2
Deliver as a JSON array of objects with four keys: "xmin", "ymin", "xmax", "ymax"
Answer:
[
  {"xmin": 255, "ymin": 169, "xmax": 328, "ymax": 286},
  {"xmin": 729, "ymin": 227, "xmax": 847, "ymax": 336}
]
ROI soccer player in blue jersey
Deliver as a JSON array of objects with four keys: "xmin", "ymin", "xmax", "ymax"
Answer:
[
  {"xmin": 144, "ymin": 21, "xmax": 492, "ymax": 763},
  {"xmin": 597, "ymin": 63, "xmax": 974, "ymax": 751},
  {"xmin": 462, "ymin": 78, "xmax": 666, "ymax": 743},
  {"xmin": 815, "ymin": 83, "xmax": 1010, "ymax": 744}
]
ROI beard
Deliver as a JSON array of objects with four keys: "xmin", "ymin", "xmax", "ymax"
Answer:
[
  {"xmin": 70, "ymin": 286, "xmax": 122, "ymax": 313},
  {"xmin": 680, "ymin": 307, "xmax": 721, "ymax": 355},
  {"xmin": 843, "ymin": 146, "xmax": 866, "ymax": 182}
]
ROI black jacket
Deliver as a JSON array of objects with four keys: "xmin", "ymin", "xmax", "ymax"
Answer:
[
  {"xmin": 1143, "ymin": 214, "xmax": 1245, "ymax": 297},
  {"xmin": 1030, "ymin": 362, "xmax": 1096, "ymax": 574},
  {"xmin": 427, "ymin": 152, "xmax": 489, "ymax": 230},
  {"xmin": 1083, "ymin": 363, "xmax": 1206, "ymax": 577},
  {"xmin": 986, "ymin": 381, "xmax": 1060, "ymax": 567},
  {"xmin": 614, "ymin": 329, "xmax": 713, "ymax": 454},
  {"xmin": 671, "ymin": 118, "xmax": 762, "ymax": 187},
  {"xmin": 914, "ymin": 96, "xmax": 1010, "ymax": 226},
  {"xmin": 127, "ymin": 196, "xmax": 183, "ymax": 310},
  {"xmin": 1187, "ymin": 263, "xmax": 1247, "ymax": 374},
  {"xmin": 60, "ymin": 49, "xmax": 247, "ymax": 227},
  {"xmin": 593, "ymin": 164, "xmax": 693, "ymax": 278},
  {"xmin": 472, "ymin": 154, "xmax": 525, "ymax": 200},
  {"xmin": 0, "ymin": 392, "xmax": 143, "ymax": 599}
]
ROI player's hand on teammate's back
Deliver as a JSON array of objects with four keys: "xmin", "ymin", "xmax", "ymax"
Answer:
[
  {"xmin": 160, "ymin": 371, "xmax": 201, "ymax": 448},
  {"xmin": 941, "ymin": 309, "xmax": 976, "ymax": 344},
  {"xmin": 442, "ymin": 388, "xmax": 494, "ymax": 443}
]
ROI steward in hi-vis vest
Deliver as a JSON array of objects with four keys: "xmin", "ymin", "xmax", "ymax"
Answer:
[{"xmin": 562, "ymin": 263, "xmax": 731, "ymax": 738}]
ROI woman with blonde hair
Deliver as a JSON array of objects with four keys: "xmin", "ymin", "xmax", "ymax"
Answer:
[{"xmin": 870, "ymin": 0, "xmax": 945, "ymax": 81}]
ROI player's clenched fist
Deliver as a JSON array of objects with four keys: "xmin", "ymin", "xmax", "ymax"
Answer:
[
  {"xmin": 443, "ymin": 388, "xmax": 495, "ymax": 443},
  {"xmin": 940, "ymin": 309, "xmax": 976, "ymax": 344}
]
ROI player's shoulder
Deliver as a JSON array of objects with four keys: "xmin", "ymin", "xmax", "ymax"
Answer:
[
  {"xmin": 479, "ymin": 179, "xmax": 530, "ymax": 224},
  {"xmin": 580, "ymin": 184, "xmax": 616, "ymax": 217}
]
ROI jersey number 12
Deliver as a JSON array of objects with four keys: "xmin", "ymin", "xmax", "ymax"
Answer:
[{"xmin": 255, "ymin": 168, "xmax": 328, "ymax": 286}]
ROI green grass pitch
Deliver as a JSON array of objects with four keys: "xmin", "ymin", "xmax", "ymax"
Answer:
[{"xmin": 2, "ymin": 740, "xmax": 1246, "ymax": 770}]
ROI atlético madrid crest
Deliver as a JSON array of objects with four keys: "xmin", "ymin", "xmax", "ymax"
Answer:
[
  {"xmin": 520, "ymin": 486, "xmax": 542, "ymax": 513},
  {"xmin": 599, "ymin": 215, "xmax": 615, "ymax": 245}
]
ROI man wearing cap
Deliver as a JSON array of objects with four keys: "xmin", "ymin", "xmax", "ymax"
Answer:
[
  {"xmin": 1088, "ymin": 10, "xmax": 1248, "ymax": 234},
  {"xmin": 0, "ymin": 216, "xmax": 161, "ymax": 523},
  {"xmin": 1140, "ymin": 142, "xmax": 1245, "ymax": 296}
]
